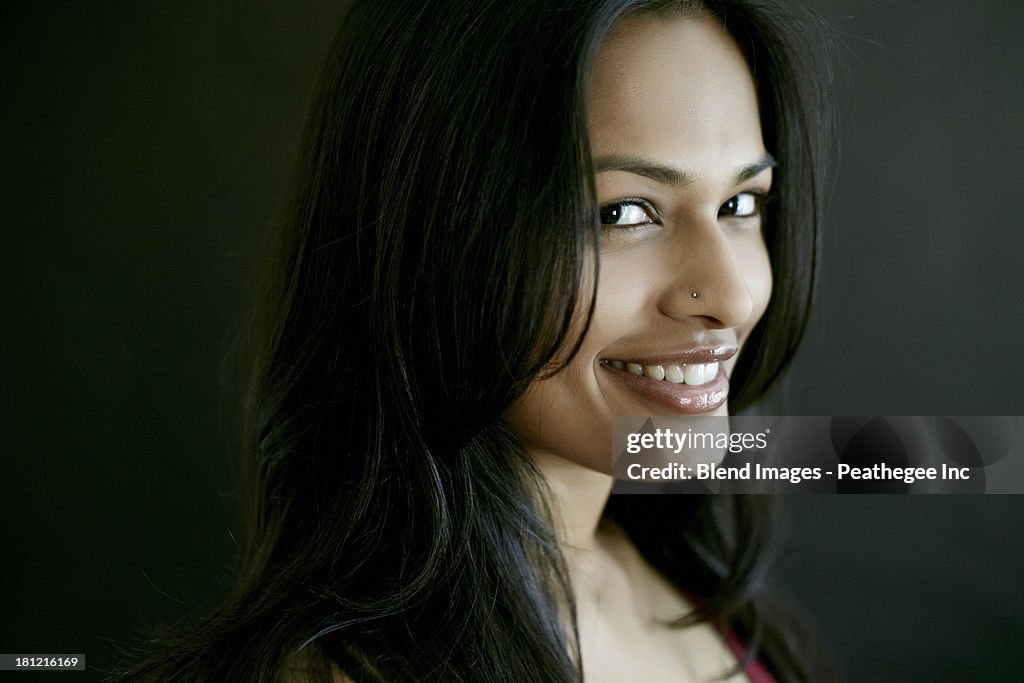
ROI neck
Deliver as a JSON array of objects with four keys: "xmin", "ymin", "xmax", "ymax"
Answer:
[
  {"xmin": 530, "ymin": 450, "xmax": 615, "ymax": 573},
  {"xmin": 530, "ymin": 449, "xmax": 654, "ymax": 659}
]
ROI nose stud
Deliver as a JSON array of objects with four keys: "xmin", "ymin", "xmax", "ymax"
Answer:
[{"xmin": 690, "ymin": 290, "xmax": 699, "ymax": 299}]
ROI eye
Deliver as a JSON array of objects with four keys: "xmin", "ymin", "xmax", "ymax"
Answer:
[
  {"xmin": 599, "ymin": 199, "xmax": 657, "ymax": 227},
  {"xmin": 719, "ymin": 191, "xmax": 765, "ymax": 218}
]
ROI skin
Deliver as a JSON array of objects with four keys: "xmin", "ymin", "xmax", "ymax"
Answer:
[
  {"xmin": 504, "ymin": 11, "xmax": 772, "ymax": 475},
  {"xmin": 504, "ymin": 13, "xmax": 774, "ymax": 682}
]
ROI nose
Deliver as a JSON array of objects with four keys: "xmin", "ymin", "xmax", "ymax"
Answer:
[{"xmin": 656, "ymin": 216, "xmax": 757, "ymax": 329}]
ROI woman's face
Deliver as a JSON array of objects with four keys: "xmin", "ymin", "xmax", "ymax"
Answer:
[{"xmin": 504, "ymin": 14, "xmax": 773, "ymax": 474}]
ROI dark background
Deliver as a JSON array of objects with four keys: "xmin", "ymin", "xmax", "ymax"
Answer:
[{"xmin": 2, "ymin": 2, "xmax": 1021, "ymax": 681}]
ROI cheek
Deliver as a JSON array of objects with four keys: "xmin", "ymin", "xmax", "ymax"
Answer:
[
  {"xmin": 589, "ymin": 242, "xmax": 657, "ymax": 333},
  {"xmin": 501, "ymin": 250, "xmax": 638, "ymax": 472},
  {"xmin": 740, "ymin": 237, "xmax": 773, "ymax": 342},
  {"xmin": 502, "ymin": 359, "xmax": 612, "ymax": 472}
]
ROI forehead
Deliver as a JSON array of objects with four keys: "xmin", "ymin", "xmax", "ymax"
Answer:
[{"xmin": 587, "ymin": 14, "xmax": 764, "ymax": 168}]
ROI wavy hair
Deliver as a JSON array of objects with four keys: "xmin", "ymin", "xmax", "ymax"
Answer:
[{"xmin": 114, "ymin": 0, "xmax": 834, "ymax": 680}]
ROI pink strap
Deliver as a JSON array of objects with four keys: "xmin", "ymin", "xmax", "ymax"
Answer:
[{"xmin": 721, "ymin": 629, "xmax": 776, "ymax": 683}]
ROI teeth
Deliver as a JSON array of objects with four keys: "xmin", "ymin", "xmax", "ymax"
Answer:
[
  {"xmin": 684, "ymin": 363, "xmax": 705, "ymax": 385},
  {"xmin": 664, "ymin": 364, "xmax": 684, "ymax": 384},
  {"xmin": 607, "ymin": 360, "xmax": 720, "ymax": 386},
  {"xmin": 643, "ymin": 364, "xmax": 665, "ymax": 381}
]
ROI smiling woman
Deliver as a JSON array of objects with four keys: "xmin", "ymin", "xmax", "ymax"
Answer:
[
  {"xmin": 114, "ymin": 1, "xmax": 833, "ymax": 681},
  {"xmin": 507, "ymin": 14, "xmax": 775, "ymax": 474}
]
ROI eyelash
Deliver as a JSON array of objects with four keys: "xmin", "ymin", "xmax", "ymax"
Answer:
[
  {"xmin": 598, "ymin": 197, "xmax": 659, "ymax": 230},
  {"xmin": 598, "ymin": 191, "xmax": 772, "ymax": 230}
]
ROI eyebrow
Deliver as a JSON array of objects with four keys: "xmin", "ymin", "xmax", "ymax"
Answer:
[{"xmin": 594, "ymin": 152, "xmax": 777, "ymax": 187}]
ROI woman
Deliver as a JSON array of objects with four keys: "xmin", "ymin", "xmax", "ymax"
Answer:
[{"xmin": 116, "ymin": 0, "xmax": 833, "ymax": 680}]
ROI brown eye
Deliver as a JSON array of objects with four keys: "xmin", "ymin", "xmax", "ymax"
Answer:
[
  {"xmin": 599, "ymin": 200, "xmax": 656, "ymax": 227},
  {"xmin": 719, "ymin": 192, "xmax": 762, "ymax": 218}
]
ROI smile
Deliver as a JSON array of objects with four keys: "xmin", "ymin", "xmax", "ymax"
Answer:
[
  {"xmin": 598, "ymin": 353, "xmax": 733, "ymax": 414},
  {"xmin": 601, "ymin": 360, "xmax": 720, "ymax": 386}
]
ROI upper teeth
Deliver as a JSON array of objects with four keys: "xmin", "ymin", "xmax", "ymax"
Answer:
[{"xmin": 606, "ymin": 360, "xmax": 719, "ymax": 386}]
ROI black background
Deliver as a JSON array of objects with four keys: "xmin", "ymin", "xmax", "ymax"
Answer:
[{"xmin": 2, "ymin": 2, "xmax": 1022, "ymax": 680}]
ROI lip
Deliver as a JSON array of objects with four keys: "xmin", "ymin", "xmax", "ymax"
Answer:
[
  {"xmin": 604, "ymin": 346, "xmax": 736, "ymax": 367},
  {"xmin": 600, "ymin": 360, "xmax": 730, "ymax": 414}
]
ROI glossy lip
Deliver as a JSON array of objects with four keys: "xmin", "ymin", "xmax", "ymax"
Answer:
[
  {"xmin": 602, "ymin": 346, "xmax": 736, "ymax": 367},
  {"xmin": 599, "ymin": 361, "xmax": 730, "ymax": 414}
]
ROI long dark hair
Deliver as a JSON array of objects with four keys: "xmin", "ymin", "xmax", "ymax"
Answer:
[{"xmin": 114, "ymin": 0, "xmax": 834, "ymax": 680}]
